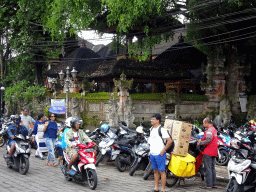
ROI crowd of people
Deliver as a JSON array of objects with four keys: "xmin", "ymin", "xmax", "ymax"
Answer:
[{"xmin": 6, "ymin": 109, "xmax": 219, "ymax": 192}]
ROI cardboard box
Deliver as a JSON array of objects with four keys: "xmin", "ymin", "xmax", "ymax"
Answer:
[
  {"xmin": 171, "ymin": 121, "xmax": 192, "ymax": 156},
  {"xmin": 164, "ymin": 119, "xmax": 178, "ymax": 135},
  {"xmin": 172, "ymin": 138, "xmax": 190, "ymax": 156}
]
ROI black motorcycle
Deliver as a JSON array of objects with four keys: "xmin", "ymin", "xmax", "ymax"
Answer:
[
  {"xmin": 3, "ymin": 134, "xmax": 31, "ymax": 175},
  {"xmin": 0, "ymin": 125, "xmax": 9, "ymax": 147}
]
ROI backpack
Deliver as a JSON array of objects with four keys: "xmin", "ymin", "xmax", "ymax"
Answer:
[{"xmin": 150, "ymin": 126, "xmax": 175, "ymax": 154}]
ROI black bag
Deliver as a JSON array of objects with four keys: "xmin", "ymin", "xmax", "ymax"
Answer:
[{"xmin": 150, "ymin": 126, "xmax": 175, "ymax": 153}]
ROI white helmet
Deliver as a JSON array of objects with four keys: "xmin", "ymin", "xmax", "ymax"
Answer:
[
  {"xmin": 136, "ymin": 126, "xmax": 144, "ymax": 134},
  {"xmin": 65, "ymin": 117, "xmax": 74, "ymax": 128}
]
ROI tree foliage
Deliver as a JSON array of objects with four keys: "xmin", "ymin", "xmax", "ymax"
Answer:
[
  {"xmin": 43, "ymin": 0, "xmax": 179, "ymax": 60},
  {"xmin": 186, "ymin": 0, "xmax": 256, "ymax": 113},
  {"xmin": 4, "ymin": 81, "xmax": 47, "ymax": 113},
  {"xmin": 0, "ymin": 0, "xmax": 63, "ymax": 87}
]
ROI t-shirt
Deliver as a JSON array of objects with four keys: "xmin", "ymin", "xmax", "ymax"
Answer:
[
  {"xmin": 72, "ymin": 132, "xmax": 80, "ymax": 146},
  {"xmin": 20, "ymin": 115, "xmax": 33, "ymax": 130},
  {"xmin": 148, "ymin": 125, "xmax": 170, "ymax": 156}
]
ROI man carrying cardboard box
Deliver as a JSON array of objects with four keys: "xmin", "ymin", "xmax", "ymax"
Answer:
[
  {"xmin": 197, "ymin": 117, "xmax": 218, "ymax": 189},
  {"xmin": 148, "ymin": 113, "xmax": 173, "ymax": 192}
]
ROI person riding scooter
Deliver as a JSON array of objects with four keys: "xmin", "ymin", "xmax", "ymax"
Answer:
[
  {"xmin": 65, "ymin": 118, "xmax": 93, "ymax": 175},
  {"xmin": 7, "ymin": 115, "xmax": 29, "ymax": 163}
]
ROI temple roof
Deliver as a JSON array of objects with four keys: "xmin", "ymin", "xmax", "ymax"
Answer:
[
  {"xmin": 154, "ymin": 40, "xmax": 207, "ymax": 66},
  {"xmin": 45, "ymin": 47, "xmax": 101, "ymax": 78},
  {"xmin": 81, "ymin": 58, "xmax": 203, "ymax": 82}
]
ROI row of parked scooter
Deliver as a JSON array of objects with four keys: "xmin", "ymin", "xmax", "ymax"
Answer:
[
  {"xmin": 214, "ymin": 119, "xmax": 256, "ymax": 192},
  {"xmin": 87, "ymin": 117, "xmax": 256, "ymax": 191}
]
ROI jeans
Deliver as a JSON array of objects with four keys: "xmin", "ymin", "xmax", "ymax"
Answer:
[
  {"xmin": 45, "ymin": 138, "xmax": 56, "ymax": 163},
  {"xmin": 203, "ymin": 154, "xmax": 216, "ymax": 187}
]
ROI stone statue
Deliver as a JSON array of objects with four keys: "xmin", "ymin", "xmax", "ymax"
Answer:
[
  {"xmin": 123, "ymin": 96, "xmax": 135, "ymax": 128},
  {"xmin": 71, "ymin": 97, "xmax": 81, "ymax": 118},
  {"xmin": 108, "ymin": 93, "xmax": 119, "ymax": 127}
]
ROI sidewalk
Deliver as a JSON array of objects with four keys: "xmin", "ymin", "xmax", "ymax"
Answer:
[{"xmin": 216, "ymin": 165, "xmax": 229, "ymax": 183}]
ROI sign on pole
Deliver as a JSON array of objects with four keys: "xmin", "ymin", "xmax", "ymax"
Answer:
[
  {"xmin": 48, "ymin": 99, "xmax": 65, "ymax": 114},
  {"xmin": 238, "ymin": 93, "xmax": 247, "ymax": 112}
]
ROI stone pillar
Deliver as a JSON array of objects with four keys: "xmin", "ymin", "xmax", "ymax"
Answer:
[
  {"xmin": 204, "ymin": 53, "xmax": 226, "ymax": 102},
  {"xmin": 113, "ymin": 73, "xmax": 135, "ymax": 127}
]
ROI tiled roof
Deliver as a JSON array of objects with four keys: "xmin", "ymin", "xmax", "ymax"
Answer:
[
  {"xmin": 85, "ymin": 59, "xmax": 199, "ymax": 81},
  {"xmin": 154, "ymin": 41, "xmax": 207, "ymax": 67},
  {"xmin": 44, "ymin": 47, "xmax": 101, "ymax": 78}
]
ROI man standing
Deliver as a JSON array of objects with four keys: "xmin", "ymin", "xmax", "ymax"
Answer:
[
  {"xmin": 20, "ymin": 108, "xmax": 33, "ymax": 132},
  {"xmin": 197, "ymin": 117, "xmax": 218, "ymax": 189},
  {"xmin": 148, "ymin": 113, "xmax": 173, "ymax": 192}
]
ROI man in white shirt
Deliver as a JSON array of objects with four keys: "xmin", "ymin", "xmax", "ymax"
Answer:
[
  {"xmin": 20, "ymin": 108, "xmax": 33, "ymax": 132},
  {"xmin": 148, "ymin": 113, "xmax": 173, "ymax": 192}
]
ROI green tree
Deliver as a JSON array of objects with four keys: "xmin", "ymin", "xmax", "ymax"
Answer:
[
  {"xmin": 186, "ymin": 0, "xmax": 256, "ymax": 115},
  {"xmin": 0, "ymin": 0, "xmax": 63, "ymax": 87},
  {"xmin": 4, "ymin": 81, "xmax": 47, "ymax": 114},
  {"xmin": 43, "ymin": 0, "xmax": 180, "ymax": 60}
]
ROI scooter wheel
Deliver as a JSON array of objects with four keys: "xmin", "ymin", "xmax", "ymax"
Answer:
[
  {"xmin": 0, "ymin": 136, "xmax": 6, "ymax": 147},
  {"xmin": 115, "ymin": 154, "xmax": 128, "ymax": 172},
  {"xmin": 143, "ymin": 162, "xmax": 153, "ymax": 180},
  {"xmin": 87, "ymin": 168, "xmax": 98, "ymax": 190},
  {"xmin": 165, "ymin": 169, "xmax": 178, "ymax": 187}
]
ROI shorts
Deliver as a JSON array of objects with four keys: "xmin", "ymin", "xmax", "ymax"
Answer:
[
  {"xmin": 150, "ymin": 153, "xmax": 166, "ymax": 172},
  {"xmin": 66, "ymin": 147, "xmax": 78, "ymax": 158},
  {"xmin": 8, "ymin": 140, "xmax": 16, "ymax": 147},
  {"xmin": 57, "ymin": 147, "xmax": 63, "ymax": 156}
]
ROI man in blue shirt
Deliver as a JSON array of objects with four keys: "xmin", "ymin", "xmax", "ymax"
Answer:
[{"xmin": 7, "ymin": 115, "xmax": 29, "ymax": 162}]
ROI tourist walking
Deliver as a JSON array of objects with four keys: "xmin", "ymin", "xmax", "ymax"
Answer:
[
  {"xmin": 197, "ymin": 117, "xmax": 219, "ymax": 189},
  {"xmin": 33, "ymin": 114, "xmax": 48, "ymax": 160},
  {"xmin": 20, "ymin": 108, "xmax": 34, "ymax": 132},
  {"xmin": 43, "ymin": 113, "xmax": 58, "ymax": 166},
  {"xmin": 148, "ymin": 113, "xmax": 173, "ymax": 192}
]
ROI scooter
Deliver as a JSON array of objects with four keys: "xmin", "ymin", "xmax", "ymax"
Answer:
[
  {"xmin": 3, "ymin": 134, "xmax": 31, "ymax": 175},
  {"xmin": 226, "ymin": 145, "xmax": 256, "ymax": 192},
  {"xmin": 216, "ymin": 132, "xmax": 231, "ymax": 166},
  {"xmin": 60, "ymin": 141, "xmax": 98, "ymax": 190}
]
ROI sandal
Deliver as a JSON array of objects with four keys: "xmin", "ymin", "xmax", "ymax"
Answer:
[
  {"xmin": 200, "ymin": 186, "xmax": 212, "ymax": 189},
  {"xmin": 67, "ymin": 169, "xmax": 76, "ymax": 176},
  {"xmin": 53, "ymin": 162, "xmax": 58, "ymax": 167},
  {"xmin": 46, "ymin": 162, "xmax": 52, "ymax": 166}
]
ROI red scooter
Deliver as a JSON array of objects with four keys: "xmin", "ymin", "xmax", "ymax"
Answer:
[
  {"xmin": 60, "ymin": 142, "xmax": 98, "ymax": 190},
  {"xmin": 166, "ymin": 132, "xmax": 205, "ymax": 187}
]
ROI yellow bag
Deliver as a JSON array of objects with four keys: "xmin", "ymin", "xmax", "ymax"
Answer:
[{"xmin": 168, "ymin": 153, "xmax": 196, "ymax": 177}]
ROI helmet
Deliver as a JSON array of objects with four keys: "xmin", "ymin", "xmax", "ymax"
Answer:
[
  {"xmin": 65, "ymin": 117, "xmax": 73, "ymax": 128},
  {"xmin": 100, "ymin": 124, "xmax": 110, "ymax": 133},
  {"xmin": 12, "ymin": 115, "xmax": 21, "ymax": 125},
  {"xmin": 69, "ymin": 117, "xmax": 83, "ymax": 129},
  {"xmin": 136, "ymin": 126, "xmax": 144, "ymax": 134}
]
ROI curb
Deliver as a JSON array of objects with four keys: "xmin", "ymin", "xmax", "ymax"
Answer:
[{"xmin": 216, "ymin": 175, "xmax": 229, "ymax": 183}]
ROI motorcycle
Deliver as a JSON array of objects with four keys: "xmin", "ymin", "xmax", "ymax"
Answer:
[
  {"xmin": 129, "ymin": 122, "xmax": 152, "ymax": 178},
  {"xmin": 226, "ymin": 134, "xmax": 256, "ymax": 192},
  {"xmin": 0, "ymin": 123, "xmax": 9, "ymax": 147},
  {"xmin": 60, "ymin": 141, "xmax": 98, "ymax": 190},
  {"xmin": 216, "ymin": 132, "xmax": 231, "ymax": 166},
  {"xmin": 165, "ymin": 134, "xmax": 205, "ymax": 187},
  {"xmin": 95, "ymin": 129, "xmax": 120, "ymax": 167},
  {"xmin": 3, "ymin": 134, "xmax": 31, "ymax": 175}
]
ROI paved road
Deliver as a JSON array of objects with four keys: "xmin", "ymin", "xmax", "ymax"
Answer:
[{"xmin": 0, "ymin": 147, "xmax": 229, "ymax": 192}]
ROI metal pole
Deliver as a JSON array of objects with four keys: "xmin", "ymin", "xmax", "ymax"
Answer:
[
  {"xmin": 66, "ymin": 83, "xmax": 69, "ymax": 118},
  {"xmin": 0, "ymin": 90, "xmax": 2, "ymax": 118}
]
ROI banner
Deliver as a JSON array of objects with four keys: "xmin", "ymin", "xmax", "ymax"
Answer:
[
  {"xmin": 48, "ymin": 99, "xmax": 65, "ymax": 114},
  {"xmin": 238, "ymin": 93, "xmax": 247, "ymax": 113}
]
